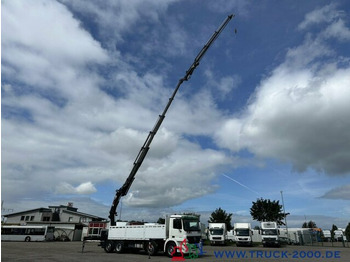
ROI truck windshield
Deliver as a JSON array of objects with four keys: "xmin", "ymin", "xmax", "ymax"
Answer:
[
  {"xmin": 235, "ymin": 229, "xmax": 249, "ymax": 236},
  {"xmin": 210, "ymin": 229, "xmax": 224, "ymax": 235},
  {"xmin": 262, "ymin": 229, "xmax": 278, "ymax": 235},
  {"xmin": 183, "ymin": 220, "xmax": 200, "ymax": 232}
]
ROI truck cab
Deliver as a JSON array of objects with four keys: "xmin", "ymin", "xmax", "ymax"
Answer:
[
  {"xmin": 165, "ymin": 214, "xmax": 202, "ymax": 252},
  {"xmin": 208, "ymin": 223, "xmax": 227, "ymax": 245},
  {"xmin": 234, "ymin": 223, "xmax": 253, "ymax": 246},
  {"xmin": 261, "ymin": 222, "xmax": 280, "ymax": 247}
]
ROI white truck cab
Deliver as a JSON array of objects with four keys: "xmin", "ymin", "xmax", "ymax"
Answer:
[
  {"xmin": 261, "ymin": 221, "xmax": 280, "ymax": 247},
  {"xmin": 234, "ymin": 223, "xmax": 253, "ymax": 246},
  {"xmin": 208, "ymin": 223, "xmax": 227, "ymax": 245}
]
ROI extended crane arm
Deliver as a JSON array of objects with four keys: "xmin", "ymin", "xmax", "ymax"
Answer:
[{"xmin": 109, "ymin": 14, "xmax": 234, "ymax": 226}]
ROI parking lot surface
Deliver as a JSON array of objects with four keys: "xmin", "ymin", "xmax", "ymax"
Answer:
[{"xmin": 1, "ymin": 241, "xmax": 349, "ymax": 262}]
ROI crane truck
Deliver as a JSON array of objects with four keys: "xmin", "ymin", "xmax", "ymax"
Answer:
[{"xmin": 100, "ymin": 14, "xmax": 234, "ymax": 257}]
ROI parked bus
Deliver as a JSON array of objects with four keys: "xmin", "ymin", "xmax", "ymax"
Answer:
[{"xmin": 1, "ymin": 225, "xmax": 55, "ymax": 242}]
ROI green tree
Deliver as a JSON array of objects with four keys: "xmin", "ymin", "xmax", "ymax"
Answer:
[
  {"xmin": 331, "ymin": 224, "xmax": 338, "ymax": 241},
  {"xmin": 302, "ymin": 220, "xmax": 317, "ymax": 228},
  {"xmin": 345, "ymin": 223, "xmax": 350, "ymax": 241},
  {"xmin": 157, "ymin": 217, "xmax": 165, "ymax": 224},
  {"xmin": 250, "ymin": 198, "xmax": 288, "ymax": 226},
  {"xmin": 208, "ymin": 207, "xmax": 233, "ymax": 231}
]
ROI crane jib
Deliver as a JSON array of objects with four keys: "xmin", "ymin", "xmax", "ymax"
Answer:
[{"xmin": 109, "ymin": 14, "xmax": 234, "ymax": 226}]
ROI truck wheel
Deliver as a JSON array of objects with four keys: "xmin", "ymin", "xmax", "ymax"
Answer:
[
  {"xmin": 147, "ymin": 241, "xmax": 158, "ymax": 256},
  {"xmin": 166, "ymin": 242, "xmax": 176, "ymax": 258},
  {"xmin": 25, "ymin": 236, "xmax": 31, "ymax": 242},
  {"xmin": 115, "ymin": 241, "xmax": 124, "ymax": 253},
  {"xmin": 104, "ymin": 241, "xmax": 115, "ymax": 253}
]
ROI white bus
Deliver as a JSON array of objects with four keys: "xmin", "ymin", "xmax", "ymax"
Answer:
[{"xmin": 1, "ymin": 225, "xmax": 55, "ymax": 242}]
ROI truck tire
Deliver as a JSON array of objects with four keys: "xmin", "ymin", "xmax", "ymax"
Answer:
[
  {"xmin": 25, "ymin": 236, "xmax": 31, "ymax": 242},
  {"xmin": 147, "ymin": 241, "xmax": 158, "ymax": 256},
  {"xmin": 115, "ymin": 241, "xmax": 124, "ymax": 253},
  {"xmin": 165, "ymin": 242, "xmax": 176, "ymax": 258},
  {"xmin": 104, "ymin": 241, "xmax": 115, "ymax": 253}
]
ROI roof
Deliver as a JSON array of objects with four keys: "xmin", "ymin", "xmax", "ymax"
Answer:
[
  {"xmin": 3, "ymin": 208, "xmax": 52, "ymax": 217},
  {"xmin": 3, "ymin": 206, "xmax": 107, "ymax": 221},
  {"xmin": 62, "ymin": 209, "xmax": 105, "ymax": 220}
]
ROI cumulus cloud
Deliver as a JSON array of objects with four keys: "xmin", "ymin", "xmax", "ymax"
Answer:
[
  {"xmin": 56, "ymin": 182, "xmax": 97, "ymax": 195},
  {"xmin": 1, "ymin": 0, "xmax": 232, "ymax": 212},
  {"xmin": 297, "ymin": 3, "xmax": 343, "ymax": 30},
  {"xmin": 215, "ymin": 4, "xmax": 350, "ymax": 176},
  {"xmin": 123, "ymin": 142, "xmax": 230, "ymax": 207}
]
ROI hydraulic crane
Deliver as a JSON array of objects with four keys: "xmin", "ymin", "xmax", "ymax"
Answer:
[{"xmin": 109, "ymin": 14, "xmax": 234, "ymax": 226}]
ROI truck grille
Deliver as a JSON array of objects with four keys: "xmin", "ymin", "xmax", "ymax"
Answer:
[{"xmin": 187, "ymin": 236, "xmax": 201, "ymax": 244}]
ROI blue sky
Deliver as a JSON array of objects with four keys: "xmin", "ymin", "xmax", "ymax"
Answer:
[{"xmin": 2, "ymin": 0, "xmax": 350, "ymax": 230}]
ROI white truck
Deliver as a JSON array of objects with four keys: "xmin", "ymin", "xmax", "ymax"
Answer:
[
  {"xmin": 208, "ymin": 223, "xmax": 227, "ymax": 245},
  {"xmin": 234, "ymin": 223, "xmax": 253, "ymax": 246},
  {"xmin": 261, "ymin": 222, "xmax": 280, "ymax": 247},
  {"xmin": 101, "ymin": 214, "xmax": 202, "ymax": 257}
]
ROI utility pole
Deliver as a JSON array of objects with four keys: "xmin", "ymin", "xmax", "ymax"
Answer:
[{"xmin": 280, "ymin": 191, "xmax": 288, "ymax": 238}]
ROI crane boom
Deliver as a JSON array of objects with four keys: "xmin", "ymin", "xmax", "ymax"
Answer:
[{"xmin": 109, "ymin": 14, "xmax": 234, "ymax": 225}]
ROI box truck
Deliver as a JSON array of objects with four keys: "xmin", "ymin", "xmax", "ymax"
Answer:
[
  {"xmin": 208, "ymin": 223, "xmax": 227, "ymax": 245},
  {"xmin": 234, "ymin": 223, "xmax": 253, "ymax": 246},
  {"xmin": 261, "ymin": 222, "xmax": 280, "ymax": 247}
]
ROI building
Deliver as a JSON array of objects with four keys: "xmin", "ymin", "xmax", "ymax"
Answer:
[{"xmin": 2, "ymin": 203, "xmax": 107, "ymax": 241}]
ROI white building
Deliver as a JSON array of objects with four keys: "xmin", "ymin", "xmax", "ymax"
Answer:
[{"xmin": 2, "ymin": 203, "xmax": 107, "ymax": 241}]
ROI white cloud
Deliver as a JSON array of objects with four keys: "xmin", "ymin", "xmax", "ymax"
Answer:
[
  {"xmin": 55, "ymin": 182, "xmax": 97, "ymax": 195},
  {"xmin": 215, "ymin": 5, "xmax": 350, "ymax": 176},
  {"xmin": 2, "ymin": 0, "xmax": 233, "ymax": 211},
  {"xmin": 123, "ymin": 141, "xmax": 230, "ymax": 207},
  {"xmin": 2, "ymin": 0, "xmax": 108, "ymax": 90},
  {"xmin": 297, "ymin": 3, "xmax": 343, "ymax": 30}
]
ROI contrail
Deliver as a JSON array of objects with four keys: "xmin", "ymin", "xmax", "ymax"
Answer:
[{"xmin": 222, "ymin": 174, "xmax": 260, "ymax": 196}]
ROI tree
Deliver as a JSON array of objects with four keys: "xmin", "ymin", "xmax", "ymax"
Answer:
[
  {"xmin": 250, "ymin": 198, "xmax": 288, "ymax": 226},
  {"xmin": 302, "ymin": 220, "xmax": 317, "ymax": 228},
  {"xmin": 157, "ymin": 217, "xmax": 165, "ymax": 224},
  {"xmin": 345, "ymin": 223, "xmax": 350, "ymax": 241},
  {"xmin": 208, "ymin": 207, "xmax": 233, "ymax": 231},
  {"xmin": 331, "ymin": 224, "xmax": 338, "ymax": 241}
]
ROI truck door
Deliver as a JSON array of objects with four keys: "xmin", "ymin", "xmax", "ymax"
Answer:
[{"xmin": 169, "ymin": 218, "xmax": 184, "ymax": 242}]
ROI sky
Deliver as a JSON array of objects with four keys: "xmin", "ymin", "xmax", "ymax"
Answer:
[{"xmin": 2, "ymin": 0, "xmax": 350, "ymax": 230}]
